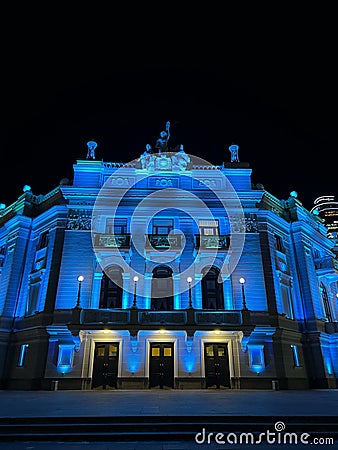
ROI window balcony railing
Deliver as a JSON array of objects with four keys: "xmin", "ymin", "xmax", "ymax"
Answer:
[
  {"xmin": 145, "ymin": 234, "xmax": 182, "ymax": 250},
  {"xmin": 93, "ymin": 233, "xmax": 131, "ymax": 249},
  {"xmin": 194, "ymin": 311, "xmax": 242, "ymax": 325},
  {"xmin": 195, "ymin": 235, "xmax": 230, "ymax": 250},
  {"xmin": 76, "ymin": 308, "xmax": 247, "ymax": 327},
  {"xmin": 80, "ymin": 309, "xmax": 130, "ymax": 324},
  {"xmin": 138, "ymin": 311, "xmax": 187, "ymax": 324}
]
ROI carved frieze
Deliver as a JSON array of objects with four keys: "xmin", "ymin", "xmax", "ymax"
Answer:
[
  {"xmin": 230, "ymin": 214, "xmax": 258, "ymax": 233},
  {"xmin": 139, "ymin": 150, "xmax": 191, "ymax": 172},
  {"xmin": 66, "ymin": 209, "xmax": 92, "ymax": 230}
]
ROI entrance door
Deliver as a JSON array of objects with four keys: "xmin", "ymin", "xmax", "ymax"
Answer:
[
  {"xmin": 92, "ymin": 342, "xmax": 119, "ymax": 389},
  {"xmin": 149, "ymin": 342, "xmax": 174, "ymax": 389},
  {"xmin": 204, "ymin": 343, "xmax": 230, "ymax": 389}
]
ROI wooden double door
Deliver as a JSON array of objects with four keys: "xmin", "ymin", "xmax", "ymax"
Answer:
[
  {"xmin": 92, "ymin": 342, "xmax": 119, "ymax": 389},
  {"xmin": 149, "ymin": 342, "xmax": 174, "ymax": 389},
  {"xmin": 204, "ymin": 343, "xmax": 231, "ymax": 389}
]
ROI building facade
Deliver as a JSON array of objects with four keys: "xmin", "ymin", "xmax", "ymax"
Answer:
[{"xmin": 1, "ymin": 133, "xmax": 338, "ymax": 391}]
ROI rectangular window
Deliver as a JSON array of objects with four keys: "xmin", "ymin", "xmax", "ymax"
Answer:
[
  {"xmin": 205, "ymin": 345, "xmax": 214, "ymax": 357},
  {"xmin": 106, "ymin": 218, "xmax": 128, "ymax": 234},
  {"xmin": 26, "ymin": 282, "xmax": 41, "ymax": 316},
  {"xmin": 0, "ymin": 245, "xmax": 5, "ymax": 268},
  {"xmin": 18, "ymin": 344, "xmax": 29, "ymax": 367},
  {"xmin": 199, "ymin": 220, "xmax": 219, "ymax": 236},
  {"xmin": 37, "ymin": 231, "xmax": 49, "ymax": 250},
  {"xmin": 274, "ymin": 234, "xmax": 284, "ymax": 252},
  {"xmin": 152, "ymin": 218, "xmax": 173, "ymax": 235},
  {"xmin": 248, "ymin": 344, "xmax": 265, "ymax": 373},
  {"xmin": 57, "ymin": 345, "xmax": 74, "ymax": 370},
  {"xmin": 291, "ymin": 344, "xmax": 301, "ymax": 367},
  {"xmin": 152, "ymin": 347, "xmax": 160, "ymax": 357},
  {"xmin": 163, "ymin": 347, "xmax": 172, "ymax": 357},
  {"xmin": 281, "ymin": 285, "xmax": 294, "ymax": 319},
  {"xmin": 108, "ymin": 345, "xmax": 118, "ymax": 357}
]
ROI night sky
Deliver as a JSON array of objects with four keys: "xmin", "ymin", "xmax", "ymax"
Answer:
[{"xmin": 1, "ymin": 10, "xmax": 337, "ymax": 212}]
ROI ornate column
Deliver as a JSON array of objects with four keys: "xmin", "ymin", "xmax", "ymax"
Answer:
[
  {"xmin": 194, "ymin": 273, "xmax": 203, "ymax": 309},
  {"xmin": 91, "ymin": 272, "xmax": 103, "ymax": 309},
  {"xmin": 223, "ymin": 277, "xmax": 234, "ymax": 310},
  {"xmin": 173, "ymin": 273, "xmax": 181, "ymax": 309},
  {"xmin": 122, "ymin": 272, "xmax": 130, "ymax": 309},
  {"xmin": 143, "ymin": 273, "xmax": 152, "ymax": 309}
]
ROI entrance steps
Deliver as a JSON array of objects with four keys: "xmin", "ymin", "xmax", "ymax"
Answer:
[{"xmin": 0, "ymin": 415, "xmax": 337, "ymax": 443}]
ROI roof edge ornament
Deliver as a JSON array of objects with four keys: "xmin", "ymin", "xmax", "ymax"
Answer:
[
  {"xmin": 229, "ymin": 144, "xmax": 240, "ymax": 163},
  {"xmin": 86, "ymin": 140, "xmax": 98, "ymax": 160}
]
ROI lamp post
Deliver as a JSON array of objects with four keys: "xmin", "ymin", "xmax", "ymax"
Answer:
[
  {"xmin": 132, "ymin": 276, "xmax": 139, "ymax": 308},
  {"xmin": 187, "ymin": 276, "xmax": 193, "ymax": 309},
  {"xmin": 76, "ymin": 275, "xmax": 84, "ymax": 308},
  {"xmin": 239, "ymin": 277, "xmax": 247, "ymax": 310}
]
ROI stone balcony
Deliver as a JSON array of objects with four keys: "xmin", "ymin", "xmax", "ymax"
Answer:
[
  {"xmin": 195, "ymin": 235, "xmax": 230, "ymax": 250},
  {"xmin": 66, "ymin": 307, "xmax": 270, "ymax": 333},
  {"xmin": 93, "ymin": 233, "xmax": 131, "ymax": 249},
  {"xmin": 145, "ymin": 234, "xmax": 183, "ymax": 250},
  {"xmin": 92, "ymin": 233, "xmax": 232, "ymax": 252}
]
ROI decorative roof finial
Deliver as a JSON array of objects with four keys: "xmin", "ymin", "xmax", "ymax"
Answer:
[
  {"xmin": 86, "ymin": 140, "xmax": 98, "ymax": 160},
  {"xmin": 229, "ymin": 144, "xmax": 240, "ymax": 163}
]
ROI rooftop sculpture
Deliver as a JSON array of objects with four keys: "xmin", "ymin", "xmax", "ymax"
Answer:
[
  {"xmin": 139, "ymin": 122, "xmax": 190, "ymax": 171},
  {"xmin": 229, "ymin": 144, "xmax": 240, "ymax": 163},
  {"xmin": 86, "ymin": 140, "xmax": 98, "ymax": 160},
  {"xmin": 154, "ymin": 121, "xmax": 171, "ymax": 153}
]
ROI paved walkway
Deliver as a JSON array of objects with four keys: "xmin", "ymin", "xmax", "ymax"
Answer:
[{"xmin": 0, "ymin": 389, "xmax": 337, "ymax": 418}]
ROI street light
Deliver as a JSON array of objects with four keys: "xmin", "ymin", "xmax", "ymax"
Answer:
[
  {"xmin": 187, "ymin": 276, "xmax": 193, "ymax": 309},
  {"xmin": 76, "ymin": 275, "xmax": 84, "ymax": 308},
  {"xmin": 239, "ymin": 277, "xmax": 247, "ymax": 310},
  {"xmin": 132, "ymin": 275, "xmax": 139, "ymax": 308}
]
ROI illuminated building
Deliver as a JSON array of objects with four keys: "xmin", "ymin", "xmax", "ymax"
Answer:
[
  {"xmin": 1, "ymin": 129, "xmax": 338, "ymax": 391},
  {"xmin": 311, "ymin": 195, "xmax": 338, "ymax": 239}
]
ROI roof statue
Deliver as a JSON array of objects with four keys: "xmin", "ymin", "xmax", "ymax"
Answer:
[
  {"xmin": 172, "ymin": 144, "xmax": 190, "ymax": 170},
  {"xmin": 86, "ymin": 140, "xmax": 98, "ymax": 160},
  {"xmin": 140, "ymin": 145, "xmax": 156, "ymax": 170},
  {"xmin": 229, "ymin": 144, "xmax": 240, "ymax": 163},
  {"xmin": 138, "ymin": 122, "xmax": 190, "ymax": 171},
  {"xmin": 154, "ymin": 121, "xmax": 170, "ymax": 153}
]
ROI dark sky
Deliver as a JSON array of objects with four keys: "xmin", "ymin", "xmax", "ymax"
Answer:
[{"xmin": 1, "ymin": 10, "xmax": 337, "ymax": 212}]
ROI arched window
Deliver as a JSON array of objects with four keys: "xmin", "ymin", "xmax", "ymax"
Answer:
[
  {"xmin": 202, "ymin": 266, "xmax": 224, "ymax": 310},
  {"xmin": 151, "ymin": 266, "xmax": 173, "ymax": 310},
  {"xmin": 320, "ymin": 282, "xmax": 333, "ymax": 322},
  {"xmin": 99, "ymin": 267, "xmax": 123, "ymax": 309}
]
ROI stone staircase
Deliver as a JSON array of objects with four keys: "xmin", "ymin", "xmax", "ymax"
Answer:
[{"xmin": 0, "ymin": 415, "xmax": 337, "ymax": 444}]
